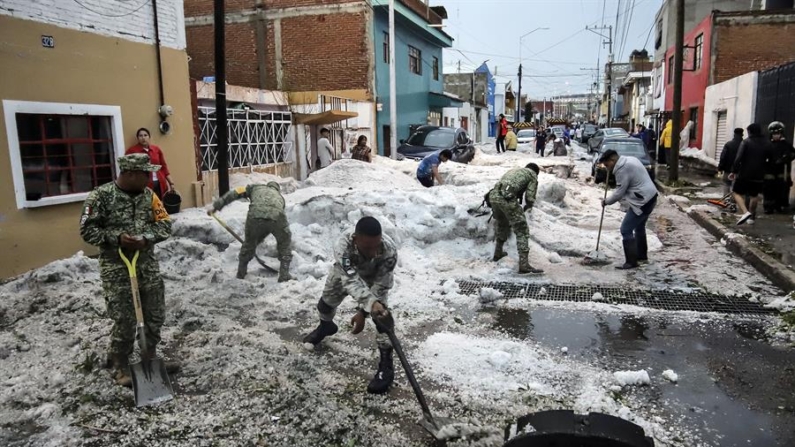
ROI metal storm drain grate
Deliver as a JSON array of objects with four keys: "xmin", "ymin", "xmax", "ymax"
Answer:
[{"xmin": 456, "ymin": 280, "xmax": 776, "ymax": 316}]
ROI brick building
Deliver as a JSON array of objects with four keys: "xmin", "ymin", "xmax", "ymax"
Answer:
[
  {"xmin": 663, "ymin": 8, "xmax": 795, "ymax": 149},
  {"xmin": 183, "ymin": 0, "xmax": 454, "ymax": 155}
]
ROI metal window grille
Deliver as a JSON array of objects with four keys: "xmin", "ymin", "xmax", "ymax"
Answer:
[
  {"xmin": 15, "ymin": 113, "xmax": 115, "ymax": 201},
  {"xmin": 409, "ymin": 46, "xmax": 421, "ymax": 75},
  {"xmin": 695, "ymin": 34, "xmax": 704, "ymax": 70},
  {"xmin": 383, "ymin": 32, "xmax": 389, "ymax": 64},
  {"xmin": 433, "ymin": 56, "xmax": 439, "ymax": 80},
  {"xmin": 198, "ymin": 107, "xmax": 293, "ymax": 172}
]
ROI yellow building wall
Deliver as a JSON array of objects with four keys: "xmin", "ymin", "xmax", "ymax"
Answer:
[{"xmin": 0, "ymin": 15, "xmax": 198, "ymax": 279}]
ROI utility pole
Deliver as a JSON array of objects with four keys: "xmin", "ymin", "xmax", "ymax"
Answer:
[
  {"xmin": 517, "ymin": 64, "xmax": 523, "ymax": 122},
  {"xmin": 517, "ymin": 28, "xmax": 549, "ymax": 123},
  {"xmin": 670, "ymin": 0, "xmax": 684, "ymax": 181},
  {"xmin": 388, "ymin": 0, "xmax": 397, "ymax": 159},
  {"xmin": 586, "ymin": 25, "xmax": 613, "ymax": 127},
  {"xmin": 214, "ymin": 0, "xmax": 229, "ymax": 194}
]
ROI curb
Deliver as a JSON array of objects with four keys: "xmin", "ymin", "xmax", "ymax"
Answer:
[
  {"xmin": 655, "ymin": 182, "xmax": 795, "ymax": 292},
  {"xmin": 687, "ymin": 208, "xmax": 795, "ymax": 292}
]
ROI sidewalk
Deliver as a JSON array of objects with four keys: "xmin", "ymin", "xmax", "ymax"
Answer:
[{"xmin": 655, "ymin": 165, "xmax": 795, "ymax": 291}]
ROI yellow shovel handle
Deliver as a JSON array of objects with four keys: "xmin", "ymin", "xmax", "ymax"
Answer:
[{"xmin": 118, "ymin": 248, "xmax": 140, "ymax": 277}]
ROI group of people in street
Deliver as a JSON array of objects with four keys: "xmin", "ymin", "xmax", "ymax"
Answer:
[
  {"xmin": 81, "ymin": 116, "xmax": 666, "ymax": 396},
  {"xmin": 315, "ymin": 128, "xmax": 374, "ymax": 170},
  {"xmin": 718, "ymin": 121, "xmax": 795, "ymax": 225}
]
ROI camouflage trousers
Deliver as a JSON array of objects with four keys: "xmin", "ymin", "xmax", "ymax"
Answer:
[
  {"xmin": 240, "ymin": 216, "xmax": 292, "ymax": 273},
  {"xmin": 489, "ymin": 189, "xmax": 530, "ymax": 256},
  {"xmin": 101, "ymin": 259, "xmax": 165, "ymax": 358},
  {"xmin": 318, "ymin": 266, "xmax": 392, "ymax": 349}
]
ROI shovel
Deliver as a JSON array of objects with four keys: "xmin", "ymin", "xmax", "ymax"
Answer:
[
  {"xmin": 583, "ymin": 170, "xmax": 612, "ymax": 266},
  {"xmin": 118, "ymin": 249, "xmax": 174, "ymax": 407},
  {"xmin": 372, "ymin": 312, "xmax": 462, "ymax": 440},
  {"xmin": 210, "ymin": 212, "xmax": 278, "ymax": 273}
]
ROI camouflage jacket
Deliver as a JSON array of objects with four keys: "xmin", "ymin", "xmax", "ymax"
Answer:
[
  {"xmin": 213, "ymin": 184, "xmax": 285, "ymax": 221},
  {"xmin": 80, "ymin": 183, "xmax": 172, "ymax": 274},
  {"xmin": 333, "ymin": 229, "xmax": 397, "ymax": 313},
  {"xmin": 494, "ymin": 168, "xmax": 538, "ymax": 206}
]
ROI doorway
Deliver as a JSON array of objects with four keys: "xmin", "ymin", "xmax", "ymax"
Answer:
[{"xmin": 382, "ymin": 125, "xmax": 391, "ymax": 158}]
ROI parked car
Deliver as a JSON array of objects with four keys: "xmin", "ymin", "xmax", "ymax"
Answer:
[
  {"xmin": 591, "ymin": 137, "xmax": 655, "ymax": 185},
  {"xmin": 587, "ymin": 127, "xmax": 629, "ymax": 153},
  {"xmin": 579, "ymin": 123, "xmax": 598, "ymax": 144},
  {"xmin": 516, "ymin": 129, "xmax": 536, "ymax": 145},
  {"xmin": 397, "ymin": 126, "xmax": 475, "ymax": 163}
]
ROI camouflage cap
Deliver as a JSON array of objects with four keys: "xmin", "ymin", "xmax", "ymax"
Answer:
[
  {"xmin": 266, "ymin": 181, "xmax": 281, "ymax": 191},
  {"xmin": 118, "ymin": 153, "xmax": 161, "ymax": 172}
]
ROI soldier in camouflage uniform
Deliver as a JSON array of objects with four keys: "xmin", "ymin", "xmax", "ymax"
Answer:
[
  {"xmin": 80, "ymin": 153, "xmax": 176, "ymax": 387},
  {"xmin": 488, "ymin": 163, "xmax": 544, "ymax": 274},
  {"xmin": 302, "ymin": 216, "xmax": 398, "ymax": 394},
  {"xmin": 207, "ymin": 182, "xmax": 293, "ymax": 282}
]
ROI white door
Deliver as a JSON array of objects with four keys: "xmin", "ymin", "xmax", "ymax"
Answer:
[{"xmin": 714, "ymin": 111, "xmax": 728, "ymax": 162}]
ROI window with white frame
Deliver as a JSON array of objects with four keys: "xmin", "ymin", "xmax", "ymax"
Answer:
[{"xmin": 3, "ymin": 101, "xmax": 124, "ymax": 209}]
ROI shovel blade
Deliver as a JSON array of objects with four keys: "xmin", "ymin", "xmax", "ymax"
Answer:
[
  {"xmin": 130, "ymin": 358, "xmax": 174, "ymax": 408},
  {"xmin": 419, "ymin": 416, "xmax": 465, "ymax": 440}
]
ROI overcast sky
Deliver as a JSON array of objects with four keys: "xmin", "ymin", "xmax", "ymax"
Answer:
[{"xmin": 437, "ymin": 0, "xmax": 662, "ymax": 99}]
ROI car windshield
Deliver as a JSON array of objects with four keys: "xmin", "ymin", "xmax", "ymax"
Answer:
[
  {"xmin": 585, "ymin": 125, "xmax": 598, "ymax": 132},
  {"xmin": 517, "ymin": 130, "xmax": 536, "ymax": 137},
  {"xmin": 601, "ymin": 141, "xmax": 646, "ymax": 157},
  {"xmin": 605, "ymin": 128, "xmax": 628, "ymax": 136},
  {"xmin": 406, "ymin": 128, "xmax": 455, "ymax": 148}
]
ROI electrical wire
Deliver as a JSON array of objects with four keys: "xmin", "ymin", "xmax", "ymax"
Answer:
[{"xmin": 72, "ymin": 0, "xmax": 151, "ymax": 18}]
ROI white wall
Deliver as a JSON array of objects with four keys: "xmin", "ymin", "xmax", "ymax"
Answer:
[
  {"xmin": 0, "ymin": 0, "xmax": 186, "ymax": 49},
  {"xmin": 702, "ymin": 71, "xmax": 758, "ymax": 160}
]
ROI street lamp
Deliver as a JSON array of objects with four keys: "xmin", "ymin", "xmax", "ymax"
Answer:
[{"xmin": 516, "ymin": 27, "xmax": 549, "ymax": 122}]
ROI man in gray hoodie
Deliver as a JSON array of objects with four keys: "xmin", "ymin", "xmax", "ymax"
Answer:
[{"xmin": 600, "ymin": 149, "xmax": 658, "ymax": 269}]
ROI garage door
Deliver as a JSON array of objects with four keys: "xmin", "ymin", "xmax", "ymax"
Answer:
[{"xmin": 714, "ymin": 111, "xmax": 728, "ymax": 162}]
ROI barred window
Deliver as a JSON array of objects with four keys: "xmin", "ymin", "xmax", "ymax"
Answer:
[
  {"xmin": 383, "ymin": 32, "xmax": 389, "ymax": 64},
  {"xmin": 433, "ymin": 56, "xmax": 439, "ymax": 81},
  {"xmin": 409, "ymin": 46, "xmax": 421, "ymax": 75},
  {"xmin": 198, "ymin": 107, "xmax": 293, "ymax": 171},
  {"xmin": 3, "ymin": 100, "xmax": 122, "ymax": 209},
  {"xmin": 694, "ymin": 34, "xmax": 703, "ymax": 70}
]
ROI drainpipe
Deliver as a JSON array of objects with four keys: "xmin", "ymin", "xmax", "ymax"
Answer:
[
  {"xmin": 152, "ymin": 0, "xmax": 169, "ymax": 134},
  {"xmin": 152, "ymin": 0, "xmax": 165, "ymax": 107}
]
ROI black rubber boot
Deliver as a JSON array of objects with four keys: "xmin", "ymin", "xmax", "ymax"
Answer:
[
  {"xmin": 366, "ymin": 348, "xmax": 394, "ymax": 394},
  {"xmin": 616, "ymin": 239, "xmax": 639, "ymax": 270},
  {"xmin": 493, "ymin": 240, "xmax": 508, "ymax": 262},
  {"xmin": 302, "ymin": 320, "xmax": 338, "ymax": 347},
  {"xmin": 636, "ymin": 234, "xmax": 648, "ymax": 263}
]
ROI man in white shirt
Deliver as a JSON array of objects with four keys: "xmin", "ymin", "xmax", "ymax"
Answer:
[{"xmin": 317, "ymin": 128, "xmax": 335, "ymax": 169}]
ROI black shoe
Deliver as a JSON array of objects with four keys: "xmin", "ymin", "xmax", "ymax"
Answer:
[
  {"xmin": 616, "ymin": 239, "xmax": 639, "ymax": 270},
  {"xmin": 366, "ymin": 348, "xmax": 394, "ymax": 394},
  {"xmin": 302, "ymin": 320, "xmax": 338, "ymax": 347}
]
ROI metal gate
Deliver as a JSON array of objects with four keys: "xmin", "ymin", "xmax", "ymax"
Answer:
[
  {"xmin": 198, "ymin": 107, "xmax": 293, "ymax": 172},
  {"xmin": 714, "ymin": 111, "xmax": 728, "ymax": 162}
]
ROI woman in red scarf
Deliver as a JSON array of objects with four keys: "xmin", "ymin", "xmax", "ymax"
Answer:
[{"xmin": 125, "ymin": 128, "xmax": 176, "ymax": 198}]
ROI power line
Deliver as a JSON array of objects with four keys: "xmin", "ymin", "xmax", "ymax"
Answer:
[{"xmin": 72, "ymin": 0, "xmax": 151, "ymax": 18}]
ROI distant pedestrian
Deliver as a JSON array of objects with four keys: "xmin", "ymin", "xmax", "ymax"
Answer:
[
  {"xmin": 496, "ymin": 114, "xmax": 508, "ymax": 153},
  {"xmin": 505, "ymin": 128, "xmax": 518, "ymax": 151},
  {"xmin": 764, "ymin": 121, "xmax": 795, "ymax": 214},
  {"xmin": 600, "ymin": 149, "xmax": 658, "ymax": 269},
  {"xmin": 659, "ymin": 119, "xmax": 672, "ymax": 165},
  {"xmin": 351, "ymin": 135, "xmax": 373, "ymax": 163},
  {"xmin": 416, "ymin": 149, "xmax": 452, "ymax": 187},
  {"xmin": 317, "ymin": 128, "xmax": 335, "ymax": 169},
  {"xmin": 535, "ymin": 129, "xmax": 547, "ymax": 157},
  {"xmin": 731, "ymin": 123, "xmax": 772, "ymax": 225},
  {"xmin": 718, "ymin": 128, "xmax": 744, "ymax": 196}
]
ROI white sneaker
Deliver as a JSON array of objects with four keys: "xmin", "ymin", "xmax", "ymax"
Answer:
[
  {"xmin": 747, "ymin": 219, "xmax": 755, "ymax": 225},
  {"xmin": 737, "ymin": 212, "xmax": 752, "ymax": 225}
]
